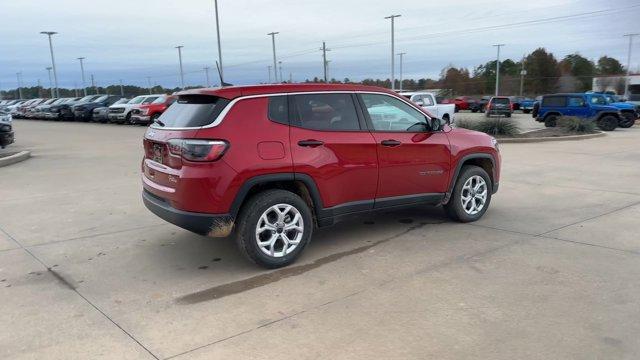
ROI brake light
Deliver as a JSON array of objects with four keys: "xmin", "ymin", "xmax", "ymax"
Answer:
[{"xmin": 167, "ymin": 139, "xmax": 228, "ymax": 162}]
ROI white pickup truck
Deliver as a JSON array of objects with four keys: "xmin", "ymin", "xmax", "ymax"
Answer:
[{"xmin": 400, "ymin": 91, "xmax": 456, "ymax": 125}]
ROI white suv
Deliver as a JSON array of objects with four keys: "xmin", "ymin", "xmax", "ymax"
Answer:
[{"xmin": 108, "ymin": 95, "xmax": 163, "ymax": 124}]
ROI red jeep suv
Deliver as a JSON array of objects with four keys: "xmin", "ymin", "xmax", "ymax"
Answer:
[{"xmin": 142, "ymin": 84, "xmax": 501, "ymax": 268}]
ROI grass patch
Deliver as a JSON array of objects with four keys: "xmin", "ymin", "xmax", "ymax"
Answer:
[
  {"xmin": 456, "ymin": 117, "xmax": 519, "ymax": 136},
  {"xmin": 557, "ymin": 116, "xmax": 596, "ymax": 133}
]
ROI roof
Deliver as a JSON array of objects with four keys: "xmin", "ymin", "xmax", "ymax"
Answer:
[{"xmin": 176, "ymin": 83, "xmax": 397, "ymax": 99}]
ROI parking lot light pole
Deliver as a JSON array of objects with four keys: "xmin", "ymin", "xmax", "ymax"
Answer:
[
  {"xmin": 385, "ymin": 15, "xmax": 401, "ymax": 91},
  {"xmin": 40, "ymin": 31, "xmax": 59, "ymax": 98},
  {"xmin": 175, "ymin": 45, "xmax": 185, "ymax": 89},
  {"xmin": 16, "ymin": 72, "xmax": 24, "ymax": 99},
  {"xmin": 623, "ymin": 33, "xmax": 639, "ymax": 98},
  {"xmin": 398, "ymin": 52, "xmax": 406, "ymax": 92},
  {"xmin": 146, "ymin": 77, "xmax": 152, "ymax": 95},
  {"xmin": 267, "ymin": 32, "xmax": 279, "ymax": 83},
  {"xmin": 213, "ymin": 0, "xmax": 224, "ymax": 84},
  {"xmin": 45, "ymin": 67, "xmax": 54, "ymax": 98},
  {"xmin": 278, "ymin": 61, "xmax": 283, "ymax": 83},
  {"xmin": 493, "ymin": 44, "xmax": 505, "ymax": 96},
  {"xmin": 204, "ymin": 66, "xmax": 211, "ymax": 87},
  {"xmin": 119, "ymin": 79, "xmax": 124, "ymax": 96},
  {"xmin": 267, "ymin": 65, "xmax": 272, "ymax": 83},
  {"xmin": 77, "ymin": 57, "xmax": 87, "ymax": 96}
]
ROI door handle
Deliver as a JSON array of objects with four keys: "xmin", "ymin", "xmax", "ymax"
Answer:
[
  {"xmin": 381, "ymin": 139, "xmax": 401, "ymax": 147},
  {"xmin": 298, "ymin": 139, "xmax": 324, "ymax": 147}
]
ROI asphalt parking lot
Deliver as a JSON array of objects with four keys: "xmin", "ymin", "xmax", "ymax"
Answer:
[{"xmin": 2, "ymin": 115, "xmax": 640, "ymax": 359}]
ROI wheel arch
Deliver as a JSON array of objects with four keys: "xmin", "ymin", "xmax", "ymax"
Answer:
[
  {"xmin": 444, "ymin": 154, "xmax": 496, "ymax": 204},
  {"xmin": 230, "ymin": 173, "xmax": 323, "ymax": 221}
]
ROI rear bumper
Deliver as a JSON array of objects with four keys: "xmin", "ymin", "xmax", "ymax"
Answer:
[{"xmin": 142, "ymin": 189, "xmax": 234, "ymax": 237}]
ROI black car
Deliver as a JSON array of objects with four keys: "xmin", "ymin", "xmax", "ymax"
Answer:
[
  {"xmin": 0, "ymin": 110, "xmax": 14, "ymax": 149},
  {"xmin": 49, "ymin": 95, "xmax": 101, "ymax": 121},
  {"xmin": 73, "ymin": 95, "xmax": 124, "ymax": 122}
]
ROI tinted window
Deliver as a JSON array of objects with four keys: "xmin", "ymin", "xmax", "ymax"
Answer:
[
  {"xmin": 568, "ymin": 96, "xmax": 585, "ymax": 107},
  {"xmin": 292, "ymin": 93, "xmax": 360, "ymax": 131},
  {"xmin": 542, "ymin": 96, "xmax": 566, "ymax": 107},
  {"xmin": 589, "ymin": 95, "xmax": 607, "ymax": 105},
  {"xmin": 492, "ymin": 97, "xmax": 510, "ymax": 105},
  {"xmin": 156, "ymin": 95, "xmax": 230, "ymax": 128},
  {"xmin": 361, "ymin": 93, "xmax": 428, "ymax": 132},
  {"xmin": 268, "ymin": 96, "xmax": 288, "ymax": 125}
]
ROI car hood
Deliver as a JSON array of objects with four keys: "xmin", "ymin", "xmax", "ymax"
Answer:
[
  {"xmin": 608, "ymin": 102, "xmax": 635, "ymax": 110},
  {"xmin": 592, "ymin": 105, "xmax": 620, "ymax": 112}
]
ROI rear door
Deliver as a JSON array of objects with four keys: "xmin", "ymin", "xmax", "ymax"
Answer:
[
  {"xmin": 289, "ymin": 92, "xmax": 378, "ymax": 211},
  {"xmin": 357, "ymin": 93, "xmax": 451, "ymax": 207}
]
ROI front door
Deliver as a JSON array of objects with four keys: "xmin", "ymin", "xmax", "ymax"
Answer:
[
  {"xmin": 289, "ymin": 93, "xmax": 378, "ymax": 212},
  {"xmin": 357, "ymin": 93, "xmax": 451, "ymax": 207}
]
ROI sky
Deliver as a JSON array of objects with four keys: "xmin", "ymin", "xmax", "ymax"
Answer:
[{"xmin": 1, "ymin": 0, "xmax": 639, "ymax": 90}]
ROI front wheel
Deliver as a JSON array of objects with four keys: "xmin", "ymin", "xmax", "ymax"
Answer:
[
  {"xmin": 444, "ymin": 165, "xmax": 492, "ymax": 222},
  {"xmin": 235, "ymin": 190, "xmax": 313, "ymax": 268},
  {"xmin": 619, "ymin": 113, "xmax": 636, "ymax": 128},
  {"xmin": 544, "ymin": 115, "xmax": 557, "ymax": 127}
]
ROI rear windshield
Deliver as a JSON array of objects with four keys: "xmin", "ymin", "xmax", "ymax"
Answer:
[
  {"xmin": 492, "ymin": 97, "xmax": 510, "ymax": 105},
  {"xmin": 156, "ymin": 95, "xmax": 230, "ymax": 128}
]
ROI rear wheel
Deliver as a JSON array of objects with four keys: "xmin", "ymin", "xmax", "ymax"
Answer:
[
  {"xmin": 236, "ymin": 190, "xmax": 313, "ymax": 268},
  {"xmin": 597, "ymin": 115, "xmax": 617, "ymax": 131},
  {"xmin": 544, "ymin": 114, "xmax": 557, "ymax": 127},
  {"xmin": 442, "ymin": 114, "xmax": 450, "ymax": 125},
  {"xmin": 445, "ymin": 165, "xmax": 492, "ymax": 223}
]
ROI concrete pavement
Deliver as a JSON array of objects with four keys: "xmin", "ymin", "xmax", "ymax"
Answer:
[{"xmin": 1, "ymin": 119, "xmax": 639, "ymax": 359}]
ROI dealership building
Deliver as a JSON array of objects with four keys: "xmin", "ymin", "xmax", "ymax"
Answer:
[{"xmin": 592, "ymin": 74, "xmax": 640, "ymax": 95}]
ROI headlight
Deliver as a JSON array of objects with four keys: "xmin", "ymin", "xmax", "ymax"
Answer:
[
  {"xmin": 491, "ymin": 137, "xmax": 500, "ymax": 152},
  {"xmin": 0, "ymin": 124, "xmax": 11, "ymax": 132}
]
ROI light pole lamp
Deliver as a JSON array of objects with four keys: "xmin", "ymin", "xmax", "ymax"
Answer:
[
  {"xmin": 385, "ymin": 15, "xmax": 401, "ymax": 91},
  {"xmin": 175, "ymin": 45, "xmax": 185, "ymax": 89},
  {"xmin": 41, "ymin": 31, "xmax": 59, "ymax": 97}
]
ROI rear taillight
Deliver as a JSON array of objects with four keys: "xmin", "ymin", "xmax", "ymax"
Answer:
[{"xmin": 168, "ymin": 139, "xmax": 228, "ymax": 162}]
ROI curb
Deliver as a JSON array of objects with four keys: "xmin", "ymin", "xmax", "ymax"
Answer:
[
  {"xmin": 0, "ymin": 150, "xmax": 31, "ymax": 167},
  {"xmin": 498, "ymin": 131, "xmax": 606, "ymax": 143}
]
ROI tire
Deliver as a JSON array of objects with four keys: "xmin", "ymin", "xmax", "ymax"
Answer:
[
  {"xmin": 523, "ymin": 110, "xmax": 531, "ymax": 114},
  {"xmin": 619, "ymin": 112, "xmax": 636, "ymax": 128},
  {"xmin": 235, "ymin": 189, "xmax": 313, "ymax": 268},
  {"xmin": 597, "ymin": 115, "xmax": 617, "ymax": 131},
  {"xmin": 442, "ymin": 114, "xmax": 450, "ymax": 125},
  {"xmin": 544, "ymin": 114, "xmax": 557, "ymax": 127},
  {"xmin": 471, "ymin": 109, "xmax": 478, "ymax": 113},
  {"xmin": 454, "ymin": 105, "xmax": 459, "ymax": 113},
  {"xmin": 506, "ymin": 113, "xmax": 511, "ymax": 118},
  {"xmin": 125, "ymin": 113, "xmax": 132, "ymax": 125},
  {"xmin": 444, "ymin": 165, "xmax": 492, "ymax": 223}
]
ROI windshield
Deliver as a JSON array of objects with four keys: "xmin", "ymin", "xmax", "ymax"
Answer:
[
  {"xmin": 113, "ymin": 98, "xmax": 129, "ymax": 105},
  {"xmin": 43, "ymin": 99, "xmax": 57, "ymax": 105},
  {"xmin": 589, "ymin": 95, "xmax": 607, "ymax": 105},
  {"xmin": 142, "ymin": 96, "xmax": 159, "ymax": 104},
  {"xmin": 492, "ymin": 98, "xmax": 510, "ymax": 105},
  {"xmin": 52, "ymin": 99, "xmax": 67, "ymax": 104},
  {"xmin": 78, "ymin": 96, "xmax": 95, "ymax": 102},
  {"xmin": 128, "ymin": 96, "xmax": 146, "ymax": 104},
  {"xmin": 156, "ymin": 95, "xmax": 229, "ymax": 128},
  {"xmin": 93, "ymin": 95, "xmax": 109, "ymax": 103}
]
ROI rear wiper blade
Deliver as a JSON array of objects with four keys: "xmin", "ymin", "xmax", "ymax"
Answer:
[{"xmin": 154, "ymin": 119, "xmax": 165, "ymax": 127}]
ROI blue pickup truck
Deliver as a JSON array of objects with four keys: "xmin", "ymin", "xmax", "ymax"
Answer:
[
  {"xmin": 592, "ymin": 92, "xmax": 638, "ymax": 125},
  {"xmin": 533, "ymin": 93, "xmax": 628, "ymax": 131}
]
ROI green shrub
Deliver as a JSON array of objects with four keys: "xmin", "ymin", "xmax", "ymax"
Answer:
[
  {"xmin": 557, "ymin": 116, "xmax": 596, "ymax": 133},
  {"xmin": 472, "ymin": 118, "xmax": 519, "ymax": 136}
]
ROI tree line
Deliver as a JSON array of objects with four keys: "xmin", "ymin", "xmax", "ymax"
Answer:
[{"xmin": 1, "ymin": 47, "xmax": 629, "ymax": 100}]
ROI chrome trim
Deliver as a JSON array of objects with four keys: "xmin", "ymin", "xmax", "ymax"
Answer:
[{"xmin": 149, "ymin": 90, "xmax": 431, "ymax": 131}]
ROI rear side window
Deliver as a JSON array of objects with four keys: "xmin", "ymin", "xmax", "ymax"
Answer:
[
  {"xmin": 291, "ymin": 93, "xmax": 360, "ymax": 131},
  {"xmin": 268, "ymin": 96, "xmax": 288, "ymax": 125},
  {"xmin": 542, "ymin": 96, "xmax": 566, "ymax": 107},
  {"xmin": 568, "ymin": 96, "xmax": 586, "ymax": 107},
  {"xmin": 156, "ymin": 95, "xmax": 230, "ymax": 128}
]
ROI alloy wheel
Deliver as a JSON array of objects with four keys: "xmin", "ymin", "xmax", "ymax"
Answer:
[
  {"xmin": 461, "ymin": 175, "xmax": 488, "ymax": 215},
  {"xmin": 255, "ymin": 204, "xmax": 304, "ymax": 258}
]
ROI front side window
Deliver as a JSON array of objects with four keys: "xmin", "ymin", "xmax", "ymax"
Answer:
[
  {"xmin": 360, "ymin": 93, "xmax": 428, "ymax": 132},
  {"xmin": 589, "ymin": 95, "xmax": 607, "ymax": 105},
  {"xmin": 291, "ymin": 93, "xmax": 360, "ymax": 131},
  {"xmin": 421, "ymin": 95, "xmax": 434, "ymax": 106},
  {"xmin": 128, "ymin": 96, "xmax": 146, "ymax": 104},
  {"xmin": 142, "ymin": 96, "xmax": 160, "ymax": 104}
]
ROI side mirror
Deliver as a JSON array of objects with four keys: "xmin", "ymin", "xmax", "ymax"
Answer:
[{"xmin": 430, "ymin": 118, "xmax": 447, "ymax": 131}]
